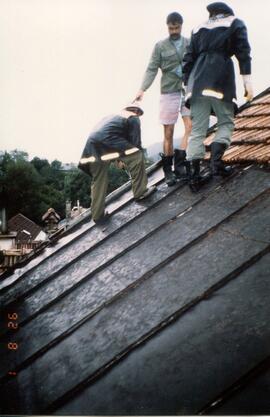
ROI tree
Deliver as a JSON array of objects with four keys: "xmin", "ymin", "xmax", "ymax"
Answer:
[
  {"xmin": 9, "ymin": 149, "xmax": 29, "ymax": 162},
  {"xmin": 64, "ymin": 170, "xmax": 91, "ymax": 208},
  {"xmin": 1, "ymin": 152, "xmax": 66, "ymax": 223},
  {"xmin": 31, "ymin": 157, "xmax": 50, "ymax": 173},
  {"xmin": 0, "ymin": 153, "xmax": 43, "ymax": 221}
]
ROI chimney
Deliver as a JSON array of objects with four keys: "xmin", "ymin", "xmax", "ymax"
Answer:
[
  {"xmin": 0, "ymin": 208, "xmax": 8, "ymax": 234},
  {"xmin": 65, "ymin": 200, "xmax": 71, "ymax": 219}
]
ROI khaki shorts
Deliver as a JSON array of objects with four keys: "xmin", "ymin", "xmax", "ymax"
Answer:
[{"xmin": 159, "ymin": 92, "xmax": 190, "ymax": 125}]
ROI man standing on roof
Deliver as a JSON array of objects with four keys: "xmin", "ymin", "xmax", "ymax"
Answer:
[
  {"xmin": 183, "ymin": 1, "xmax": 253, "ymax": 191},
  {"xmin": 135, "ymin": 12, "xmax": 191, "ymax": 186},
  {"xmin": 78, "ymin": 102, "xmax": 156, "ymax": 224}
]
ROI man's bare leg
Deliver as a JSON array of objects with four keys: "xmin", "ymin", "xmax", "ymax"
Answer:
[
  {"xmin": 180, "ymin": 116, "xmax": 192, "ymax": 150},
  {"xmin": 163, "ymin": 124, "xmax": 175, "ymax": 155}
]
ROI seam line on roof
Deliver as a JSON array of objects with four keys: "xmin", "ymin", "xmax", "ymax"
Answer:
[
  {"xmin": 221, "ymin": 227, "xmax": 270, "ymax": 244},
  {"xmin": 197, "ymin": 355, "xmax": 270, "ymax": 415}
]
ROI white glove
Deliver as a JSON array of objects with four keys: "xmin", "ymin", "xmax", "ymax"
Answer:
[{"xmin": 242, "ymin": 75, "xmax": 254, "ymax": 102}]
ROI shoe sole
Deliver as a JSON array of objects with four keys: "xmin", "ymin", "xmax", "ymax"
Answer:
[{"xmin": 135, "ymin": 187, "xmax": 157, "ymax": 201}]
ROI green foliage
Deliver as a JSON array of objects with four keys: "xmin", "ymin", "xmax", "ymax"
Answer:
[
  {"xmin": 0, "ymin": 151, "xmax": 42, "ymax": 221},
  {"xmin": 108, "ymin": 165, "xmax": 129, "ymax": 194},
  {"xmin": 0, "ymin": 151, "xmax": 68, "ymax": 224},
  {"xmin": 31, "ymin": 157, "xmax": 50, "ymax": 173},
  {"xmin": 64, "ymin": 170, "xmax": 91, "ymax": 208}
]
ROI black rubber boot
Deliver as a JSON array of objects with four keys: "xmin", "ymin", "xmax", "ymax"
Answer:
[
  {"xmin": 94, "ymin": 211, "xmax": 110, "ymax": 225},
  {"xmin": 160, "ymin": 153, "xmax": 176, "ymax": 186},
  {"xmin": 189, "ymin": 159, "xmax": 211, "ymax": 192},
  {"xmin": 174, "ymin": 149, "xmax": 189, "ymax": 181},
  {"xmin": 211, "ymin": 142, "xmax": 233, "ymax": 177},
  {"xmin": 189, "ymin": 159, "xmax": 201, "ymax": 192}
]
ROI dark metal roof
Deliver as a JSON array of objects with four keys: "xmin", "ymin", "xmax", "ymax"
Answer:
[{"xmin": 0, "ymin": 160, "xmax": 269, "ymax": 415}]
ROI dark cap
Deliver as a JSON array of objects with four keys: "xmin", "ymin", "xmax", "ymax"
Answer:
[{"xmin": 207, "ymin": 2, "xmax": 234, "ymax": 16}]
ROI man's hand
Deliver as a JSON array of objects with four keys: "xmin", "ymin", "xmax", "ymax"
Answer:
[
  {"xmin": 135, "ymin": 90, "xmax": 144, "ymax": 101},
  {"xmin": 114, "ymin": 160, "xmax": 126, "ymax": 170},
  {"xmin": 242, "ymin": 75, "xmax": 254, "ymax": 102},
  {"xmin": 244, "ymin": 84, "xmax": 254, "ymax": 101}
]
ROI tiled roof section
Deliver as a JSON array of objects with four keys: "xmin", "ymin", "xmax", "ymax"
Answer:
[
  {"xmin": 205, "ymin": 87, "xmax": 270, "ymax": 164},
  {"xmin": 228, "ymin": 129, "xmax": 270, "ymax": 144},
  {"xmin": 234, "ymin": 114, "xmax": 270, "ymax": 130},
  {"xmin": 223, "ymin": 143, "xmax": 270, "ymax": 164},
  {"xmin": 8, "ymin": 213, "xmax": 43, "ymax": 242}
]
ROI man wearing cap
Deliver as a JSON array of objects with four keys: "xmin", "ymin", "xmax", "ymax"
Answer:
[
  {"xmin": 135, "ymin": 12, "xmax": 191, "ymax": 186},
  {"xmin": 183, "ymin": 2, "xmax": 253, "ymax": 191},
  {"xmin": 78, "ymin": 102, "xmax": 156, "ymax": 224}
]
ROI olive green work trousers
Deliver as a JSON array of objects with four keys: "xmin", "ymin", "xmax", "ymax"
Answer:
[
  {"xmin": 186, "ymin": 97, "xmax": 235, "ymax": 161},
  {"xmin": 89, "ymin": 150, "xmax": 148, "ymax": 222}
]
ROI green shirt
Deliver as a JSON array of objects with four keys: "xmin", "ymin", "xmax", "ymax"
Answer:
[{"xmin": 141, "ymin": 36, "xmax": 190, "ymax": 94}]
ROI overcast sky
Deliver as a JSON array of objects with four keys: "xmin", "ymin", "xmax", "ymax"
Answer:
[{"xmin": 1, "ymin": 0, "xmax": 270, "ymax": 163}]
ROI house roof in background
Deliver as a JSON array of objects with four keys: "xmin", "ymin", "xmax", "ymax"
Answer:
[
  {"xmin": 8, "ymin": 213, "xmax": 43, "ymax": 242},
  {"xmin": 205, "ymin": 87, "xmax": 270, "ymax": 164}
]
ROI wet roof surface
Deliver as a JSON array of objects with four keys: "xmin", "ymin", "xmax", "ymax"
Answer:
[{"xmin": 0, "ymin": 161, "xmax": 269, "ymax": 415}]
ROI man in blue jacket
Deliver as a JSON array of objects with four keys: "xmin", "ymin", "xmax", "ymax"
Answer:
[
  {"xmin": 183, "ymin": 2, "xmax": 253, "ymax": 191},
  {"xmin": 78, "ymin": 102, "xmax": 156, "ymax": 223}
]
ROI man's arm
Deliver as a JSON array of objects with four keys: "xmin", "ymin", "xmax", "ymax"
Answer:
[
  {"xmin": 182, "ymin": 34, "xmax": 197, "ymax": 85},
  {"xmin": 232, "ymin": 20, "xmax": 253, "ymax": 101},
  {"xmin": 233, "ymin": 20, "xmax": 251, "ymax": 75},
  {"xmin": 127, "ymin": 116, "xmax": 142, "ymax": 149},
  {"xmin": 136, "ymin": 43, "xmax": 161, "ymax": 100}
]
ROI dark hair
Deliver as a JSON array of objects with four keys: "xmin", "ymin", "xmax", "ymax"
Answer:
[{"xmin": 166, "ymin": 12, "xmax": 183, "ymax": 25}]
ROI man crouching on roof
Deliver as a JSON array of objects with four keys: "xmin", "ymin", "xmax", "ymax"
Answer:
[{"xmin": 78, "ymin": 102, "xmax": 156, "ymax": 224}]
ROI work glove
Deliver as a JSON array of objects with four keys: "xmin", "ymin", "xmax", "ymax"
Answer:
[{"xmin": 242, "ymin": 75, "xmax": 254, "ymax": 102}]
